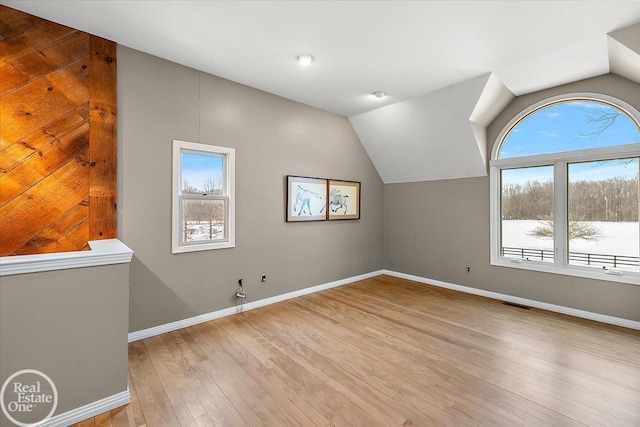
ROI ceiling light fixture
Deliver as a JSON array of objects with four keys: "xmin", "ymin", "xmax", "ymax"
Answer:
[
  {"xmin": 372, "ymin": 91, "xmax": 387, "ymax": 99},
  {"xmin": 296, "ymin": 54, "xmax": 314, "ymax": 66}
]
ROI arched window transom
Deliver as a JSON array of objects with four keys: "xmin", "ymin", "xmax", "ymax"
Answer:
[{"xmin": 497, "ymin": 99, "xmax": 640, "ymax": 159}]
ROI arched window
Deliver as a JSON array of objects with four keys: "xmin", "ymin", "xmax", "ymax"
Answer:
[{"xmin": 490, "ymin": 94, "xmax": 640, "ymax": 284}]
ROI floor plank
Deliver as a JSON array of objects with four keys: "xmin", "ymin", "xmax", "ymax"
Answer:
[{"xmin": 78, "ymin": 275, "xmax": 640, "ymax": 426}]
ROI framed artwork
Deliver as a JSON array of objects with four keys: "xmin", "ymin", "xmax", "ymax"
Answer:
[
  {"xmin": 286, "ymin": 176, "xmax": 328, "ymax": 222},
  {"xmin": 327, "ymin": 180, "xmax": 361, "ymax": 220}
]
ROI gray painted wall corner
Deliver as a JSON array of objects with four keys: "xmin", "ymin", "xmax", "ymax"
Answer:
[
  {"xmin": 117, "ymin": 46, "xmax": 384, "ymax": 333},
  {"xmin": 384, "ymin": 74, "xmax": 640, "ymax": 322},
  {"xmin": 0, "ymin": 264, "xmax": 130, "ymax": 425}
]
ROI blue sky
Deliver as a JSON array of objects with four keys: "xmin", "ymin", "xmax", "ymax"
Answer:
[
  {"xmin": 500, "ymin": 100, "xmax": 640, "ymax": 159},
  {"xmin": 501, "ymin": 100, "xmax": 640, "ymax": 186},
  {"xmin": 569, "ymin": 158, "xmax": 638, "ymax": 182},
  {"xmin": 502, "ymin": 166, "xmax": 553, "ymax": 188},
  {"xmin": 181, "ymin": 152, "xmax": 223, "ymax": 192}
]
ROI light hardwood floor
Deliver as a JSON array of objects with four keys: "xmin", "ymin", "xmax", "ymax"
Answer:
[{"xmin": 72, "ymin": 275, "xmax": 640, "ymax": 426}]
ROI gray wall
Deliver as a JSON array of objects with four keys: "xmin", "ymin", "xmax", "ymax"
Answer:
[
  {"xmin": 0, "ymin": 264, "xmax": 129, "ymax": 425},
  {"xmin": 118, "ymin": 46, "xmax": 384, "ymax": 333},
  {"xmin": 384, "ymin": 74, "xmax": 640, "ymax": 322}
]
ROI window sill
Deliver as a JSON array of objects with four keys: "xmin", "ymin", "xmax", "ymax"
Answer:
[
  {"xmin": 492, "ymin": 258, "xmax": 640, "ymax": 286},
  {"xmin": 172, "ymin": 241, "xmax": 235, "ymax": 254},
  {"xmin": 0, "ymin": 239, "xmax": 134, "ymax": 277}
]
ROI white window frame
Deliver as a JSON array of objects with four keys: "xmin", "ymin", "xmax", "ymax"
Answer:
[
  {"xmin": 490, "ymin": 93, "xmax": 640, "ymax": 285},
  {"xmin": 172, "ymin": 140, "xmax": 235, "ymax": 253}
]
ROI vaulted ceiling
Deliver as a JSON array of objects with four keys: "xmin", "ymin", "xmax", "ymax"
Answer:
[
  {"xmin": 4, "ymin": 1, "xmax": 640, "ymax": 183},
  {"xmin": 351, "ymin": 22, "xmax": 640, "ymax": 182}
]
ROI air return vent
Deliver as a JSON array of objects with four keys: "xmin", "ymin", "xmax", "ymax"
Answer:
[{"xmin": 503, "ymin": 301, "xmax": 531, "ymax": 310}]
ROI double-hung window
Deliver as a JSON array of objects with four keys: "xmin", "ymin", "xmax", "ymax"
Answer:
[
  {"xmin": 490, "ymin": 94, "xmax": 640, "ymax": 284},
  {"xmin": 172, "ymin": 140, "xmax": 235, "ymax": 253}
]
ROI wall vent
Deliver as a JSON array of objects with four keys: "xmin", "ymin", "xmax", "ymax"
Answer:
[{"xmin": 503, "ymin": 301, "xmax": 531, "ymax": 310}]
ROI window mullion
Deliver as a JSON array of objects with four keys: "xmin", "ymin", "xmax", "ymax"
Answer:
[
  {"xmin": 553, "ymin": 161, "xmax": 568, "ymax": 268},
  {"xmin": 222, "ymin": 154, "xmax": 228, "ymax": 197},
  {"xmin": 490, "ymin": 166, "xmax": 501, "ymax": 264},
  {"xmin": 181, "ymin": 194, "xmax": 226, "ymax": 201}
]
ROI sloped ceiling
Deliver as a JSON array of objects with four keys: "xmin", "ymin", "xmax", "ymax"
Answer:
[
  {"xmin": 3, "ymin": 1, "xmax": 640, "ymax": 184},
  {"xmin": 350, "ymin": 74, "xmax": 491, "ymax": 183},
  {"xmin": 608, "ymin": 23, "xmax": 640, "ymax": 85},
  {"xmin": 350, "ymin": 22, "xmax": 640, "ymax": 183}
]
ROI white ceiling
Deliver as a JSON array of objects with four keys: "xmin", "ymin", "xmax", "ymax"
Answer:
[
  {"xmin": 3, "ymin": 1, "xmax": 640, "ymax": 117},
  {"xmin": 4, "ymin": 1, "xmax": 640, "ymax": 184}
]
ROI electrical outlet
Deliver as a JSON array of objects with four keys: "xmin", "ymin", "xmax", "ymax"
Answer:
[
  {"xmin": 236, "ymin": 279, "xmax": 246, "ymax": 298},
  {"xmin": 465, "ymin": 266, "xmax": 471, "ymax": 273},
  {"xmin": 261, "ymin": 274, "xmax": 267, "ymax": 282}
]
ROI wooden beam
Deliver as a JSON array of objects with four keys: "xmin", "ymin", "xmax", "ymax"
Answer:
[{"xmin": 88, "ymin": 35, "xmax": 117, "ymax": 240}]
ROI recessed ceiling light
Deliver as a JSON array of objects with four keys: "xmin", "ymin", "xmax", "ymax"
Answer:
[
  {"xmin": 372, "ymin": 91, "xmax": 387, "ymax": 99},
  {"xmin": 296, "ymin": 54, "xmax": 314, "ymax": 66}
]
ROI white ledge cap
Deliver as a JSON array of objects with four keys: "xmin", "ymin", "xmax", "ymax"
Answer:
[{"xmin": 0, "ymin": 239, "xmax": 134, "ymax": 277}]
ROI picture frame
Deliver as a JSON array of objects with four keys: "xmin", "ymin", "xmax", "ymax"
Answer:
[
  {"xmin": 286, "ymin": 176, "xmax": 328, "ymax": 222},
  {"xmin": 327, "ymin": 180, "xmax": 361, "ymax": 220}
]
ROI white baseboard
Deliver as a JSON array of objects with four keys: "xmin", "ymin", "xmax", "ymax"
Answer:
[
  {"xmin": 383, "ymin": 270, "xmax": 640, "ymax": 331},
  {"xmin": 128, "ymin": 270, "xmax": 385, "ymax": 342},
  {"xmin": 129, "ymin": 268, "xmax": 639, "ymax": 343},
  {"xmin": 40, "ymin": 389, "xmax": 130, "ymax": 427}
]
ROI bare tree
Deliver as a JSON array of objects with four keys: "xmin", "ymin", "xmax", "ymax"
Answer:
[
  {"xmin": 200, "ymin": 201, "xmax": 224, "ymax": 239},
  {"xmin": 501, "ymin": 181, "xmax": 553, "ymax": 221},
  {"xmin": 203, "ymin": 175, "xmax": 223, "ymax": 195},
  {"xmin": 528, "ymin": 221, "xmax": 602, "ymax": 240},
  {"xmin": 580, "ymin": 110, "xmax": 622, "ymax": 138},
  {"xmin": 183, "ymin": 180, "xmax": 201, "ymax": 194},
  {"xmin": 182, "ymin": 200, "xmax": 200, "ymax": 241},
  {"xmin": 199, "ymin": 175, "xmax": 225, "ymax": 239},
  {"xmin": 503, "ymin": 177, "xmax": 637, "ymax": 223}
]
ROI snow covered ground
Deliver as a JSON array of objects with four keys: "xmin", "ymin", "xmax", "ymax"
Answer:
[
  {"xmin": 502, "ymin": 220, "xmax": 638, "ymax": 256},
  {"xmin": 184, "ymin": 222, "xmax": 224, "ymax": 241},
  {"xmin": 502, "ymin": 220, "xmax": 639, "ymax": 271}
]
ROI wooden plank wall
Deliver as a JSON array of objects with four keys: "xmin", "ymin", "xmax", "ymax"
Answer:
[{"xmin": 0, "ymin": 5, "xmax": 117, "ymax": 256}]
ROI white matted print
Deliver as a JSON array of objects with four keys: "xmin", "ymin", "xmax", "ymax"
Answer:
[
  {"xmin": 287, "ymin": 176, "xmax": 328, "ymax": 222},
  {"xmin": 327, "ymin": 180, "xmax": 360, "ymax": 220}
]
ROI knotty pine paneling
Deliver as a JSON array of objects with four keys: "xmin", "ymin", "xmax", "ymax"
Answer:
[{"xmin": 0, "ymin": 5, "xmax": 117, "ymax": 256}]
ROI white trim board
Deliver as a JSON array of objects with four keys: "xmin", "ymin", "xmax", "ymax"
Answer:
[
  {"xmin": 40, "ymin": 389, "xmax": 130, "ymax": 427},
  {"xmin": 0, "ymin": 239, "xmax": 134, "ymax": 276},
  {"xmin": 382, "ymin": 270, "xmax": 640, "ymax": 331},
  {"xmin": 128, "ymin": 270, "xmax": 385, "ymax": 342}
]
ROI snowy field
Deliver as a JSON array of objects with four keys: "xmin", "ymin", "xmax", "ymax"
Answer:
[
  {"xmin": 502, "ymin": 220, "xmax": 639, "ymax": 271},
  {"xmin": 184, "ymin": 221, "xmax": 224, "ymax": 241}
]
